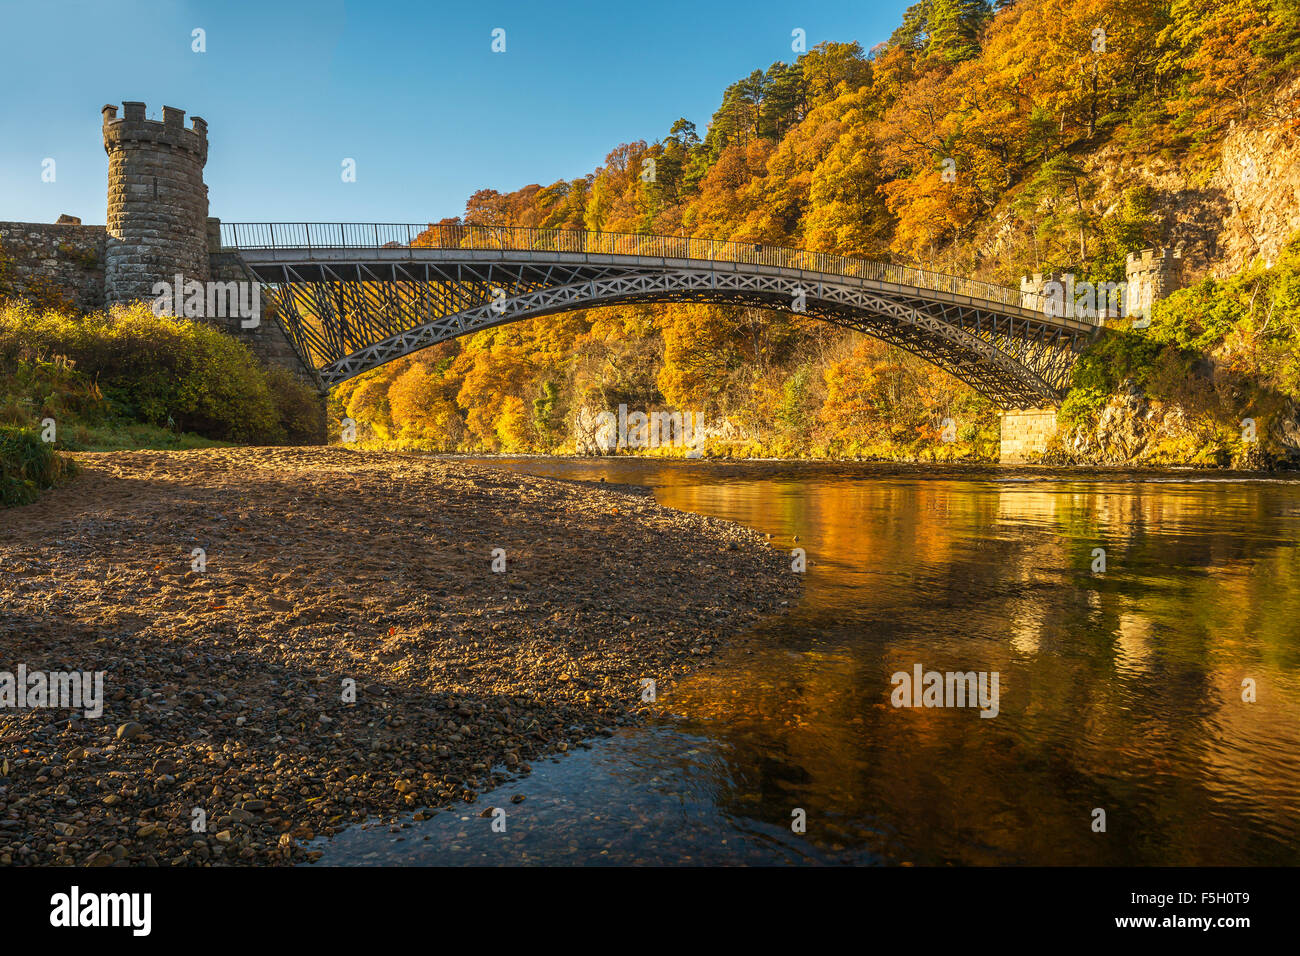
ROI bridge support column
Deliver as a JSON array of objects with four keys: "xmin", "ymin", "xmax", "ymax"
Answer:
[{"xmin": 999, "ymin": 408, "xmax": 1058, "ymax": 464}]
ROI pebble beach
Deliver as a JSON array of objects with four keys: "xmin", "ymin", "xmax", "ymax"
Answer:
[{"xmin": 0, "ymin": 447, "xmax": 799, "ymax": 865}]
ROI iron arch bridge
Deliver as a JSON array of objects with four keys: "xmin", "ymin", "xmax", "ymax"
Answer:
[{"xmin": 221, "ymin": 223, "xmax": 1100, "ymax": 407}]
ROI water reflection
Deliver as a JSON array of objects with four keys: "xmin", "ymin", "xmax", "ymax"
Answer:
[{"xmin": 317, "ymin": 460, "xmax": 1300, "ymax": 866}]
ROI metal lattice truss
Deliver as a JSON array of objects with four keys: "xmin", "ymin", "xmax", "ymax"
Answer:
[{"xmin": 236, "ymin": 249, "xmax": 1100, "ymax": 408}]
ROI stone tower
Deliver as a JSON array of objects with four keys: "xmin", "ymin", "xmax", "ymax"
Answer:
[
  {"xmin": 101, "ymin": 102, "xmax": 210, "ymax": 307},
  {"xmin": 1020, "ymin": 271, "xmax": 1076, "ymax": 317},
  {"xmin": 1124, "ymin": 247, "xmax": 1183, "ymax": 320}
]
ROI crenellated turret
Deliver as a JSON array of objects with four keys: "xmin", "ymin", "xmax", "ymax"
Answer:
[
  {"xmin": 1124, "ymin": 247, "xmax": 1184, "ymax": 321},
  {"xmin": 101, "ymin": 102, "xmax": 210, "ymax": 306}
]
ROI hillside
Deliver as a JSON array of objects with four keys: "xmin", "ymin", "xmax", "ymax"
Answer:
[{"xmin": 0, "ymin": 1, "xmax": 1291, "ymax": 468}]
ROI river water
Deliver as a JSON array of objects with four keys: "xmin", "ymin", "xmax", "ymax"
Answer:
[{"xmin": 317, "ymin": 459, "xmax": 1300, "ymax": 866}]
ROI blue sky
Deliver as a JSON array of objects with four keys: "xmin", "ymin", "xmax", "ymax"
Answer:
[{"xmin": 0, "ymin": 0, "xmax": 911, "ymax": 226}]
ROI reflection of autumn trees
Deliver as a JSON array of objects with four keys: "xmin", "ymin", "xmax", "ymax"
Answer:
[
  {"xmin": 652, "ymin": 475, "xmax": 1300, "ymax": 863},
  {"xmin": 333, "ymin": 2, "xmax": 1298, "ymax": 456}
]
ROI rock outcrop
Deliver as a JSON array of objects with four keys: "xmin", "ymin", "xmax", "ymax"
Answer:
[{"xmin": 1050, "ymin": 381, "xmax": 1300, "ymax": 468}]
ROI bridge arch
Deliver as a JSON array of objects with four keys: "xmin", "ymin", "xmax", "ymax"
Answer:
[{"xmin": 223, "ymin": 224, "xmax": 1100, "ymax": 408}]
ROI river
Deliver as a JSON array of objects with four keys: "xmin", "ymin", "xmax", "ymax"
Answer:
[{"xmin": 315, "ymin": 459, "xmax": 1300, "ymax": 865}]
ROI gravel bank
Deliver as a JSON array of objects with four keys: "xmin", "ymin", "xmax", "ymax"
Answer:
[{"xmin": 0, "ymin": 447, "xmax": 799, "ymax": 866}]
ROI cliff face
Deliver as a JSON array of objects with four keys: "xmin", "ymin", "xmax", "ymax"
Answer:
[
  {"xmin": 1050, "ymin": 382, "xmax": 1216, "ymax": 465},
  {"xmin": 1213, "ymin": 92, "xmax": 1300, "ymax": 276},
  {"xmin": 1071, "ymin": 89, "xmax": 1300, "ymax": 289}
]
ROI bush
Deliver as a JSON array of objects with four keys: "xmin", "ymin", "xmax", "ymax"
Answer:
[
  {"xmin": 0, "ymin": 425, "xmax": 73, "ymax": 507},
  {"xmin": 1057, "ymin": 329, "xmax": 1165, "ymax": 428},
  {"xmin": 0, "ymin": 300, "xmax": 322, "ymax": 445},
  {"xmin": 265, "ymin": 364, "xmax": 326, "ymax": 444}
]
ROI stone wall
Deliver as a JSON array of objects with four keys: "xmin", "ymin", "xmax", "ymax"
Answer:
[
  {"xmin": 999, "ymin": 408, "xmax": 1058, "ymax": 464},
  {"xmin": 0, "ymin": 216, "xmax": 322, "ymax": 398},
  {"xmin": 0, "ymin": 220, "xmax": 107, "ymax": 311}
]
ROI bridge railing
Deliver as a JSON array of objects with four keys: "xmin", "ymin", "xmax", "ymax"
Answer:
[{"xmin": 222, "ymin": 221, "xmax": 1062, "ymax": 315}]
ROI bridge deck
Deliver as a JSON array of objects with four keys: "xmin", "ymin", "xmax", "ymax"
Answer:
[
  {"xmin": 221, "ymin": 222, "xmax": 1082, "ymax": 325},
  {"xmin": 234, "ymin": 245, "xmax": 1098, "ymax": 337}
]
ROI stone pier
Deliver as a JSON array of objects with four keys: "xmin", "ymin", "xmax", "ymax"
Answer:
[{"xmin": 999, "ymin": 408, "xmax": 1058, "ymax": 464}]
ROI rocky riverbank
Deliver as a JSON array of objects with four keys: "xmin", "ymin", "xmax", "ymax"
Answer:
[
  {"xmin": 1046, "ymin": 382, "xmax": 1300, "ymax": 469},
  {"xmin": 0, "ymin": 447, "xmax": 799, "ymax": 866}
]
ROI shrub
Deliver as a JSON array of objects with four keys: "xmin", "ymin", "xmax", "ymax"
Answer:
[
  {"xmin": 0, "ymin": 425, "xmax": 73, "ymax": 507},
  {"xmin": 1057, "ymin": 329, "xmax": 1165, "ymax": 428}
]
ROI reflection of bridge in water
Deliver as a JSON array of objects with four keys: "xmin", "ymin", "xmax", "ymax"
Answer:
[{"xmin": 221, "ymin": 223, "xmax": 1101, "ymax": 408}]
